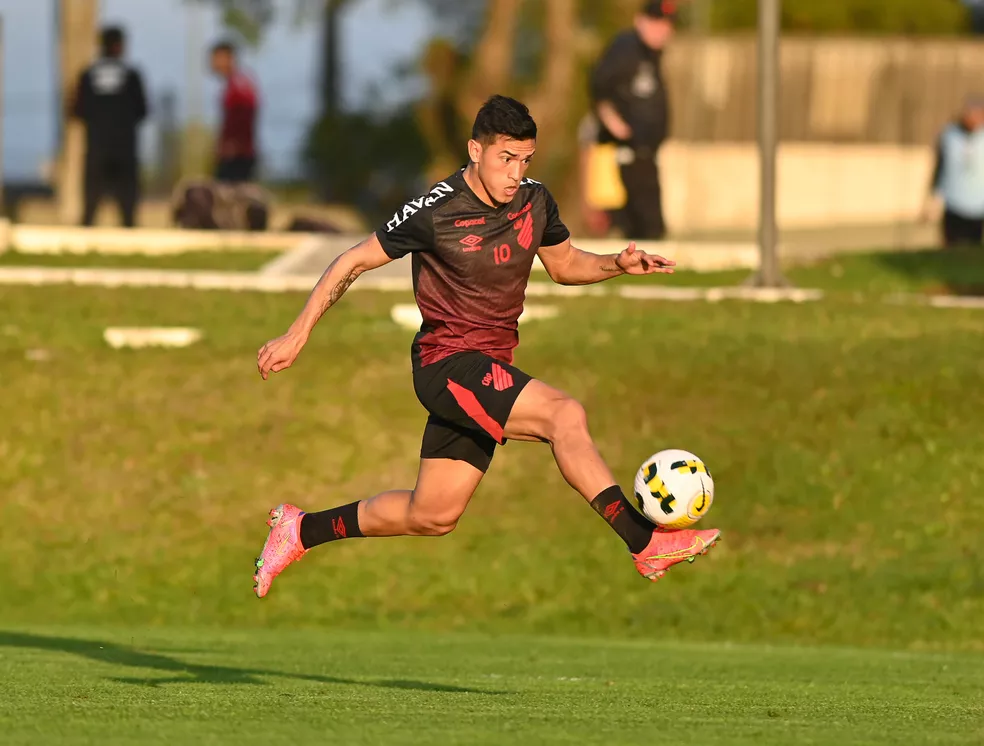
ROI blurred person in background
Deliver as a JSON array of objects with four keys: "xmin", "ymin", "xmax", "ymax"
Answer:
[
  {"xmin": 209, "ymin": 41, "xmax": 259, "ymax": 183},
  {"xmin": 73, "ymin": 26, "xmax": 148, "ymax": 228},
  {"xmin": 589, "ymin": 0, "xmax": 675, "ymax": 240},
  {"xmin": 924, "ymin": 95, "xmax": 984, "ymax": 247}
]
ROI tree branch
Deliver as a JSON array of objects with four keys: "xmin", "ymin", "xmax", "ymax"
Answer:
[{"xmin": 458, "ymin": 0, "xmax": 524, "ymax": 117}]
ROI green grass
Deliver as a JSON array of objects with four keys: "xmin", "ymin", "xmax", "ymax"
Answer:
[
  {"xmin": 3, "ymin": 284, "xmax": 983, "ymax": 648},
  {"xmin": 0, "ymin": 627, "xmax": 980, "ymax": 745},
  {"xmin": 631, "ymin": 247, "xmax": 984, "ymax": 295},
  {"xmin": 0, "ymin": 248, "xmax": 284, "ymax": 271},
  {"xmin": 4, "ymin": 282, "xmax": 984, "ymax": 742}
]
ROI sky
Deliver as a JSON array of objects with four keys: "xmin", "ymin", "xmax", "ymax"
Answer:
[{"xmin": 0, "ymin": 0, "xmax": 434, "ymax": 180}]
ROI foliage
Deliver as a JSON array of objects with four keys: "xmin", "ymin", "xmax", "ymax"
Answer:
[
  {"xmin": 706, "ymin": 0, "xmax": 972, "ymax": 34},
  {"xmin": 303, "ymin": 107, "xmax": 432, "ymax": 222}
]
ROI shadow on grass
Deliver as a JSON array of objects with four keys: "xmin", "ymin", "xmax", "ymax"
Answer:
[
  {"xmin": 874, "ymin": 247, "xmax": 984, "ymax": 296},
  {"xmin": 0, "ymin": 631, "xmax": 505, "ymax": 694}
]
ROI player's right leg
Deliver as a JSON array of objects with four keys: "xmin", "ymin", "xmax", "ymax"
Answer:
[{"xmin": 503, "ymin": 380, "xmax": 720, "ymax": 581}]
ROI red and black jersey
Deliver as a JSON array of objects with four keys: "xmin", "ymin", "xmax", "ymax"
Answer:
[
  {"xmin": 376, "ymin": 168, "xmax": 570, "ymax": 368},
  {"xmin": 220, "ymin": 72, "xmax": 258, "ymax": 158}
]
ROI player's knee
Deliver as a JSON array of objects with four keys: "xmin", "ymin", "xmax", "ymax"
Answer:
[
  {"xmin": 407, "ymin": 506, "xmax": 460, "ymax": 537},
  {"xmin": 548, "ymin": 397, "xmax": 589, "ymax": 443}
]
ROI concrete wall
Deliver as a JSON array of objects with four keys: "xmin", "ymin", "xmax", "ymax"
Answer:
[
  {"xmin": 660, "ymin": 141, "xmax": 933, "ymax": 231},
  {"xmin": 647, "ymin": 35, "xmax": 979, "ymax": 231},
  {"xmin": 663, "ymin": 36, "xmax": 984, "ymax": 145}
]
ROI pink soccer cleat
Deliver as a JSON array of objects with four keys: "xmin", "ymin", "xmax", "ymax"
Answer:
[
  {"xmin": 632, "ymin": 527, "xmax": 721, "ymax": 581},
  {"xmin": 253, "ymin": 503, "xmax": 308, "ymax": 598}
]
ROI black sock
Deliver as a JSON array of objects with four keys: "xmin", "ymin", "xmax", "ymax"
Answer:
[
  {"xmin": 590, "ymin": 485, "xmax": 653, "ymax": 554},
  {"xmin": 299, "ymin": 501, "xmax": 364, "ymax": 549}
]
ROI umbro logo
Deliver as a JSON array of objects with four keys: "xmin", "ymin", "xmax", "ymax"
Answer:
[{"xmin": 459, "ymin": 234, "xmax": 483, "ymax": 252}]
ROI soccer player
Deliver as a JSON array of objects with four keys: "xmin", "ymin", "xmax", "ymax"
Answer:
[{"xmin": 253, "ymin": 96, "xmax": 720, "ymax": 597}]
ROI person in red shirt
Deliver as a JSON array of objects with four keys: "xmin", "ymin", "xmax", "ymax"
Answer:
[
  {"xmin": 250, "ymin": 96, "xmax": 721, "ymax": 600},
  {"xmin": 209, "ymin": 41, "xmax": 258, "ymax": 183}
]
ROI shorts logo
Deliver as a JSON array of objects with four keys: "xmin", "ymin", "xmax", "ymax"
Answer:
[
  {"xmin": 455, "ymin": 217, "xmax": 486, "ymax": 228},
  {"xmin": 482, "ymin": 363, "xmax": 514, "ymax": 391}
]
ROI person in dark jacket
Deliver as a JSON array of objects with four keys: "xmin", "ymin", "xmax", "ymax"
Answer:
[
  {"xmin": 590, "ymin": 0, "xmax": 675, "ymax": 240},
  {"xmin": 73, "ymin": 26, "xmax": 148, "ymax": 227}
]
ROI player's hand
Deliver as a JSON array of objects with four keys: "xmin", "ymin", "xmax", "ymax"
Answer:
[
  {"xmin": 615, "ymin": 242, "xmax": 675, "ymax": 275},
  {"xmin": 257, "ymin": 331, "xmax": 308, "ymax": 380}
]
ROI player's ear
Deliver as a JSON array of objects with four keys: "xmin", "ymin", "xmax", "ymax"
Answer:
[{"xmin": 467, "ymin": 138, "xmax": 482, "ymax": 165}]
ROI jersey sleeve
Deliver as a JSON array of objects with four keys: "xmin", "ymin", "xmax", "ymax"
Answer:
[
  {"xmin": 541, "ymin": 188, "xmax": 571, "ymax": 247},
  {"xmin": 376, "ymin": 202, "xmax": 436, "ymax": 259}
]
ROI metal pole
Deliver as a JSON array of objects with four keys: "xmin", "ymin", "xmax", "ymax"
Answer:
[{"xmin": 749, "ymin": 0, "xmax": 788, "ymax": 287}]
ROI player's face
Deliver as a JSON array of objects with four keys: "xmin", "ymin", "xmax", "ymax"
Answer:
[{"xmin": 470, "ymin": 136, "xmax": 536, "ymax": 205}]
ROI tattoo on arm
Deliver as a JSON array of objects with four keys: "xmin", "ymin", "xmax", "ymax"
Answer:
[
  {"xmin": 320, "ymin": 268, "xmax": 361, "ymax": 316},
  {"xmin": 601, "ymin": 254, "xmax": 626, "ymax": 274}
]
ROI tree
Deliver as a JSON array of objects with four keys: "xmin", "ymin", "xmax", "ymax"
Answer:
[
  {"xmin": 708, "ymin": 0, "xmax": 969, "ymax": 33},
  {"xmin": 187, "ymin": 0, "xmax": 639, "ymax": 231},
  {"xmin": 57, "ymin": 0, "xmax": 99, "ymax": 224}
]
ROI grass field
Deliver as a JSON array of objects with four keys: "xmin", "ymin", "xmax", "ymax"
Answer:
[
  {"xmin": 0, "ymin": 248, "xmax": 283, "ymax": 271},
  {"xmin": 625, "ymin": 247, "xmax": 984, "ymax": 296},
  {"xmin": 3, "ymin": 266, "xmax": 984, "ymax": 743},
  {"xmin": 1, "ymin": 628, "xmax": 980, "ymax": 745}
]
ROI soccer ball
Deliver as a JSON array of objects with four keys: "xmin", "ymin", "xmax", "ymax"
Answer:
[{"xmin": 633, "ymin": 449, "xmax": 714, "ymax": 529}]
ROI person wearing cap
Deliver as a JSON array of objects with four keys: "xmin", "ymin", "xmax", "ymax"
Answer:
[
  {"xmin": 924, "ymin": 95, "xmax": 984, "ymax": 247},
  {"xmin": 72, "ymin": 26, "xmax": 149, "ymax": 227},
  {"xmin": 589, "ymin": 0, "xmax": 675, "ymax": 240}
]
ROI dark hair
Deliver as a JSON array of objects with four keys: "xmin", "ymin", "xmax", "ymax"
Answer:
[
  {"xmin": 471, "ymin": 95, "xmax": 537, "ymax": 145},
  {"xmin": 101, "ymin": 26, "xmax": 125, "ymax": 56},
  {"xmin": 211, "ymin": 40, "xmax": 237, "ymax": 56}
]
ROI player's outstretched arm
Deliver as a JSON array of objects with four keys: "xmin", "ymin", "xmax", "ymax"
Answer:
[
  {"xmin": 257, "ymin": 233, "xmax": 392, "ymax": 379},
  {"xmin": 537, "ymin": 239, "xmax": 675, "ymax": 286}
]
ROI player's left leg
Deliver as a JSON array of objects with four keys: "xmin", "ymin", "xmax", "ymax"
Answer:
[
  {"xmin": 503, "ymin": 380, "xmax": 720, "ymax": 581},
  {"xmin": 253, "ymin": 418, "xmax": 494, "ymax": 598}
]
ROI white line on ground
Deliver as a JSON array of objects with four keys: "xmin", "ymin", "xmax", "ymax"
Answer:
[
  {"xmin": 1, "ymin": 266, "xmax": 981, "ymax": 309},
  {"xmin": 390, "ymin": 303, "xmax": 559, "ymax": 330},
  {"xmin": 103, "ymin": 327, "xmax": 203, "ymax": 349}
]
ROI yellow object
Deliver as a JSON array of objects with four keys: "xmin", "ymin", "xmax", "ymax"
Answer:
[{"xmin": 585, "ymin": 143, "xmax": 627, "ymax": 210}]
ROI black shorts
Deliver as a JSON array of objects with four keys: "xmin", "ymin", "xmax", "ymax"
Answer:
[{"xmin": 412, "ymin": 351, "xmax": 533, "ymax": 473}]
